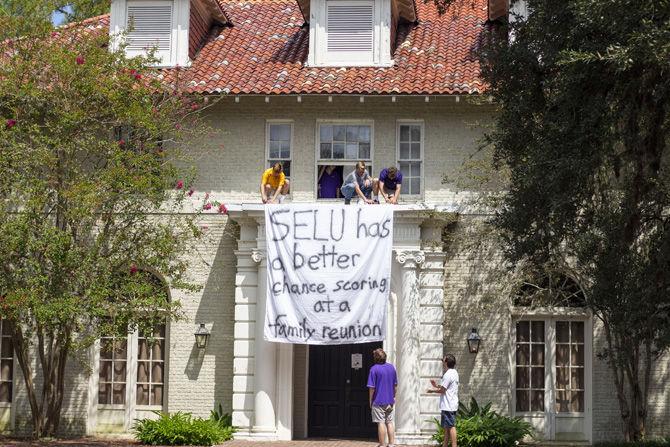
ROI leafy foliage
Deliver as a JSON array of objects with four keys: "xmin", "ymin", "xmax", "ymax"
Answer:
[
  {"xmin": 133, "ymin": 411, "xmax": 236, "ymax": 446},
  {"xmin": 210, "ymin": 403, "xmax": 233, "ymax": 429},
  {"xmin": 430, "ymin": 399, "xmax": 533, "ymax": 447},
  {"xmin": 457, "ymin": 396, "xmax": 495, "ymax": 418},
  {"xmin": 0, "ymin": 3, "xmax": 218, "ymax": 437},
  {"xmin": 479, "ymin": 0, "xmax": 670, "ymax": 440}
]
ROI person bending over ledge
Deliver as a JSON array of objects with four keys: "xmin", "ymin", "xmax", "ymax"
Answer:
[{"xmin": 261, "ymin": 162, "xmax": 290, "ymax": 204}]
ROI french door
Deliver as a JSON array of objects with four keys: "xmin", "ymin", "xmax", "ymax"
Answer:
[{"xmin": 513, "ymin": 317, "xmax": 592, "ymax": 442}]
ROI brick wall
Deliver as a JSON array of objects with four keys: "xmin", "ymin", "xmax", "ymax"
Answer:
[{"xmin": 6, "ymin": 95, "xmax": 669, "ymax": 442}]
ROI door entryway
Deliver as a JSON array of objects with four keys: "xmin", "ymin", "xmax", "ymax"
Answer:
[
  {"xmin": 513, "ymin": 318, "xmax": 593, "ymax": 442},
  {"xmin": 308, "ymin": 342, "xmax": 382, "ymax": 439}
]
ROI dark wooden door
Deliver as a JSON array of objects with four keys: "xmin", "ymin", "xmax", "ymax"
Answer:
[{"xmin": 308, "ymin": 342, "xmax": 382, "ymax": 438}]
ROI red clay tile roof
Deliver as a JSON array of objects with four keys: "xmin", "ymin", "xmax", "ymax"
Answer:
[
  {"xmin": 185, "ymin": 0, "xmax": 489, "ymax": 95},
  {"xmin": 66, "ymin": 0, "xmax": 490, "ymax": 95}
]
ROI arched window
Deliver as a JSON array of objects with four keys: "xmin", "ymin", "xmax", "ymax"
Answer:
[
  {"xmin": 96, "ymin": 271, "xmax": 170, "ymax": 428},
  {"xmin": 512, "ymin": 270, "xmax": 591, "ymax": 440},
  {"xmin": 513, "ymin": 271, "xmax": 586, "ymax": 308}
]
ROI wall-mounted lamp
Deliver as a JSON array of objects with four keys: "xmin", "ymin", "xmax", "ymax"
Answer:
[
  {"xmin": 467, "ymin": 327, "xmax": 481, "ymax": 354},
  {"xmin": 194, "ymin": 323, "xmax": 211, "ymax": 349}
]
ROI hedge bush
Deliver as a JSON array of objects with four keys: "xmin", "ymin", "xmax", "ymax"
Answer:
[
  {"xmin": 431, "ymin": 398, "xmax": 533, "ymax": 447},
  {"xmin": 133, "ymin": 410, "xmax": 236, "ymax": 446}
]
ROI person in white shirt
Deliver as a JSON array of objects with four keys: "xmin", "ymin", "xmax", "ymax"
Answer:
[{"xmin": 427, "ymin": 354, "xmax": 459, "ymax": 447}]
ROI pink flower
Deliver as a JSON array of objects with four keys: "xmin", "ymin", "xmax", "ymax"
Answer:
[
  {"xmin": 203, "ymin": 202, "xmax": 212, "ymax": 210},
  {"xmin": 134, "ymin": 73, "xmax": 142, "ymax": 80},
  {"xmin": 204, "ymin": 192, "xmax": 210, "ymax": 200},
  {"xmin": 190, "ymin": 103, "xmax": 199, "ymax": 111},
  {"xmin": 176, "ymin": 180, "xmax": 184, "ymax": 190},
  {"xmin": 187, "ymin": 188, "xmax": 194, "ymax": 197},
  {"xmin": 51, "ymin": 31, "xmax": 60, "ymax": 38},
  {"xmin": 5, "ymin": 119, "xmax": 16, "ymax": 129},
  {"xmin": 130, "ymin": 264, "xmax": 138, "ymax": 274},
  {"xmin": 129, "ymin": 69, "xmax": 137, "ymax": 75},
  {"xmin": 76, "ymin": 55, "xmax": 85, "ymax": 65},
  {"xmin": 218, "ymin": 203, "xmax": 228, "ymax": 214},
  {"xmin": 175, "ymin": 123, "xmax": 182, "ymax": 130},
  {"xmin": 118, "ymin": 139, "xmax": 125, "ymax": 147}
]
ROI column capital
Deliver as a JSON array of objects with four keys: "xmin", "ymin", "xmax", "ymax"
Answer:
[
  {"xmin": 251, "ymin": 249, "xmax": 266, "ymax": 263},
  {"xmin": 394, "ymin": 249, "xmax": 425, "ymax": 266}
]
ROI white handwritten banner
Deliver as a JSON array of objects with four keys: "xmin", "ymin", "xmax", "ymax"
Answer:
[{"xmin": 264, "ymin": 203, "xmax": 394, "ymax": 344}]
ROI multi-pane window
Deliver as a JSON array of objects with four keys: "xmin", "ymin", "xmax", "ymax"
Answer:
[
  {"xmin": 397, "ymin": 123, "xmax": 422, "ymax": 195},
  {"xmin": 99, "ymin": 336, "xmax": 128, "ymax": 405},
  {"xmin": 137, "ymin": 325, "xmax": 166, "ymax": 406},
  {"xmin": 515, "ymin": 320, "xmax": 545, "ymax": 412},
  {"xmin": 267, "ymin": 123, "xmax": 292, "ymax": 177},
  {"xmin": 317, "ymin": 123, "xmax": 373, "ymax": 195},
  {"xmin": 556, "ymin": 321, "xmax": 584, "ymax": 412},
  {"xmin": 0, "ymin": 320, "xmax": 12, "ymax": 403},
  {"xmin": 319, "ymin": 124, "xmax": 371, "ymax": 161}
]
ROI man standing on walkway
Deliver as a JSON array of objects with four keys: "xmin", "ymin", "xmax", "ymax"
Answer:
[
  {"xmin": 427, "ymin": 354, "xmax": 459, "ymax": 447},
  {"xmin": 367, "ymin": 348, "xmax": 397, "ymax": 447}
]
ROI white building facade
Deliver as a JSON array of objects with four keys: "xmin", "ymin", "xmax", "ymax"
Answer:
[{"xmin": 1, "ymin": 0, "xmax": 669, "ymax": 444}]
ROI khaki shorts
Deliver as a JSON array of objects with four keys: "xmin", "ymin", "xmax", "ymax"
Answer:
[{"xmin": 371, "ymin": 404, "xmax": 395, "ymax": 423}]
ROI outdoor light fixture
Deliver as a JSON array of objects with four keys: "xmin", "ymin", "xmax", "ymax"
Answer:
[
  {"xmin": 194, "ymin": 323, "xmax": 211, "ymax": 349},
  {"xmin": 467, "ymin": 327, "xmax": 481, "ymax": 354}
]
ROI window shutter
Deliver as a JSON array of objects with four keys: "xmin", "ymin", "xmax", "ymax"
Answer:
[
  {"xmin": 326, "ymin": 1, "xmax": 374, "ymax": 54},
  {"xmin": 126, "ymin": 2, "xmax": 173, "ymax": 60}
]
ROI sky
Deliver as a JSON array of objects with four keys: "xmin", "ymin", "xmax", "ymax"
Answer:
[{"xmin": 51, "ymin": 4, "xmax": 73, "ymax": 26}]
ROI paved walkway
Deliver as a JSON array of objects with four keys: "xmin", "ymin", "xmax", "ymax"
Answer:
[{"xmin": 0, "ymin": 438, "xmax": 424, "ymax": 447}]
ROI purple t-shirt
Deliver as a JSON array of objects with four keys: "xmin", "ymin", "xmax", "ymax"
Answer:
[
  {"xmin": 379, "ymin": 168, "xmax": 403, "ymax": 192},
  {"xmin": 319, "ymin": 168, "xmax": 342, "ymax": 198},
  {"xmin": 367, "ymin": 362, "xmax": 397, "ymax": 406}
]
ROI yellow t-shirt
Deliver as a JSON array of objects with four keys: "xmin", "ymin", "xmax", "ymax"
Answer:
[{"xmin": 262, "ymin": 168, "xmax": 285, "ymax": 190}]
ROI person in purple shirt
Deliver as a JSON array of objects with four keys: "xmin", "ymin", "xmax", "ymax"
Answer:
[
  {"xmin": 318, "ymin": 165, "xmax": 342, "ymax": 198},
  {"xmin": 378, "ymin": 166, "xmax": 402, "ymax": 204},
  {"xmin": 367, "ymin": 348, "xmax": 397, "ymax": 447}
]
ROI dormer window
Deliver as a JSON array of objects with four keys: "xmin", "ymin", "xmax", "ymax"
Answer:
[
  {"xmin": 110, "ymin": 0, "xmax": 228, "ymax": 66},
  {"xmin": 308, "ymin": 0, "xmax": 393, "ymax": 67}
]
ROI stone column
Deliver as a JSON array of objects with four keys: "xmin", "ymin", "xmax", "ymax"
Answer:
[
  {"xmin": 251, "ymin": 219, "xmax": 278, "ymax": 438},
  {"xmin": 231, "ymin": 218, "xmax": 262, "ymax": 436},
  {"xmin": 394, "ymin": 249, "xmax": 425, "ymax": 443}
]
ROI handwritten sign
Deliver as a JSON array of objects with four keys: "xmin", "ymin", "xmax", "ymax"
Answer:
[{"xmin": 264, "ymin": 203, "xmax": 394, "ymax": 344}]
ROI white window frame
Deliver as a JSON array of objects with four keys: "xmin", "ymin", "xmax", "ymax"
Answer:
[
  {"xmin": 509, "ymin": 308, "xmax": 593, "ymax": 443},
  {"xmin": 308, "ymin": 0, "xmax": 392, "ymax": 67},
  {"xmin": 109, "ymin": 0, "xmax": 190, "ymax": 67},
  {"xmin": 396, "ymin": 120, "xmax": 424, "ymax": 199},
  {"xmin": 266, "ymin": 120, "xmax": 294, "ymax": 182},
  {"xmin": 88, "ymin": 324, "xmax": 169, "ymax": 433},
  {"xmin": 0, "ymin": 319, "xmax": 15, "ymax": 430},
  {"xmin": 314, "ymin": 119, "xmax": 375, "ymax": 200}
]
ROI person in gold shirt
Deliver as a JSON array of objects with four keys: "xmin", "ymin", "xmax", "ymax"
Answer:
[{"xmin": 260, "ymin": 162, "xmax": 290, "ymax": 203}]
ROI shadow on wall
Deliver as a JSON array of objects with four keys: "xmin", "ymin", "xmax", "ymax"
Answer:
[
  {"xmin": 191, "ymin": 217, "xmax": 239, "ymax": 415},
  {"xmin": 441, "ymin": 217, "xmax": 512, "ymax": 413}
]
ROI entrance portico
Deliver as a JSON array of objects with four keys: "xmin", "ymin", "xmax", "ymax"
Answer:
[{"xmin": 228, "ymin": 204, "xmax": 452, "ymax": 444}]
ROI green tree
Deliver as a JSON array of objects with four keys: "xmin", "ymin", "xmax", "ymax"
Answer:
[
  {"xmin": 480, "ymin": 0, "xmax": 670, "ymax": 440},
  {"xmin": 0, "ymin": 8, "xmax": 215, "ymax": 438}
]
